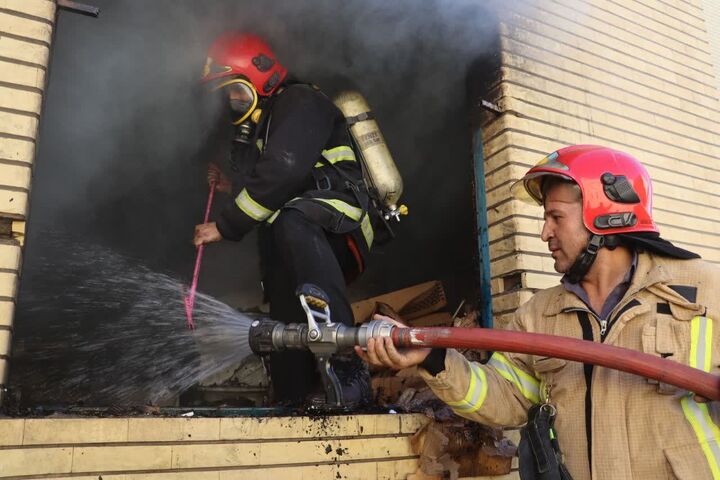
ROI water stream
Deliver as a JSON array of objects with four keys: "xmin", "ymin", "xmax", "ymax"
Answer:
[{"xmin": 11, "ymin": 231, "xmax": 259, "ymax": 406}]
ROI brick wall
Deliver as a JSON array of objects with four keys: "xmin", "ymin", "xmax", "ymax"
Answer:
[
  {"xmin": 0, "ymin": 0, "xmax": 56, "ymax": 401},
  {"xmin": 484, "ymin": 0, "xmax": 720, "ymax": 326},
  {"xmin": 0, "ymin": 415, "xmax": 430, "ymax": 479},
  {"xmin": 703, "ymin": 0, "xmax": 720, "ymax": 93}
]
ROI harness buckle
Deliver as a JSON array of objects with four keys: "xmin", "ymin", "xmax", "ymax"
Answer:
[{"xmin": 315, "ymin": 172, "xmax": 332, "ymax": 191}]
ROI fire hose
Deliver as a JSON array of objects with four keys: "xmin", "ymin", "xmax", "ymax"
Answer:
[{"xmin": 249, "ymin": 284, "xmax": 720, "ymax": 404}]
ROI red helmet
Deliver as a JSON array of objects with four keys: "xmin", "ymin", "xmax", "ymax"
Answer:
[
  {"xmin": 512, "ymin": 145, "xmax": 658, "ymax": 236},
  {"xmin": 201, "ymin": 32, "xmax": 287, "ymax": 96}
]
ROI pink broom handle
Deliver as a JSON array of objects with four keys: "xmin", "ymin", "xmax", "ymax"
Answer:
[{"xmin": 184, "ymin": 181, "xmax": 216, "ymax": 330}]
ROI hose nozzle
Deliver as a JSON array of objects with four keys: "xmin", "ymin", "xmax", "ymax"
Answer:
[{"xmin": 248, "ymin": 318, "xmax": 395, "ymax": 356}]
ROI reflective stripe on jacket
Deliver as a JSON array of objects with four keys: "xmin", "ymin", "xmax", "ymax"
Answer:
[
  {"xmin": 420, "ymin": 252, "xmax": 720, "ymax": 480},
  {"xmin": 216, "ymin": 85, "xmax": 370, "ymax": 247}
]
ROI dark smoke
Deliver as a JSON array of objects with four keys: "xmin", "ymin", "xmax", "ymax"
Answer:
[
  {"xmin": 14, "ymin": 0, "xmax": 509, "ymax": 405},
  {"xmin": 31, "ymin": 0, "xmax": 502, "ymax": 303}
]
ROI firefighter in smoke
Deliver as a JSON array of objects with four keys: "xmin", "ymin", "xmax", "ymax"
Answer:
[
  {"xmin": 192, "ymin": 32, "xmax": 372, "ymax": 405},
  {"xmin": 358, "ymin": 145, "xmax": 720, "ymax": 480}
]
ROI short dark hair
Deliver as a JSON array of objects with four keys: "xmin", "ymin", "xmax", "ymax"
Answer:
[{"xmin": 540, "ymin": 176, "xmax": 582, "ymax": 203}]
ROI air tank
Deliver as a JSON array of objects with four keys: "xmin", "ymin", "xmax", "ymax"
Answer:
[{"xmin": 333, "ymin": 90, "xmax": 405, "ymax": 220}]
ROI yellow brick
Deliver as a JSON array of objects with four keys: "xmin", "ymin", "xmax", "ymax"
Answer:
[
  {"xmin": 502, "ymin": 93, "xmax": 720, "ymax": 171},
  {"xmin": 502, "ymin": 39, "xmax": 720, "ymax": 125},
  {"xmin": 492, "ymin": 290, "xmax": 535, "ymax": 314},
  {"xmin": 485, "ymin": 163, "xmax": 527, "ymax": 193},
  {"xmin": 486, "ymin": 183, "xmax": 516, "ymax": 210},
  {"xmin": 377, "ymin": 458, "xmax": 422, "ymax": 480},
  {"xmin": 490, "ymin": 234, "xmax": 547, "ymax": 260},
  {"xmin": 171, "ymin": 442, "xmax": 261, "ymax": 469},
  {"xmin": 0, "ymin": 0, "xmax": 56, "ymax": 20},
  {"xmin": 399, "ymin": 413, "xmax": 430, "ymax": 434},
  {"xmin": 300, "ymin": 415, "xmax": 360, "ymax": 437},
  {"xmin": 609, "ymin": 0, "xmax": 710, "ymax": 51},
  {"xmin": 256, "ymin": 437, "xmax": 413, "ymax": 465},
  {"xmin": 503, "ymin": 21, "xmax": 717, "ymax": 103},
  {"xmin": 505, "ymin": 3, "xmax": 716, "ymax": 90},
  {"xmin": 356, "ymin": 413, "xmax": 403, "ymax": 435},
  {"xmin": 655, "ymin": 210, "xmax": 720, "ymax": 235},
  {"xmin": 223, "ymin": 462, "xmax": 421, "ymax": 480},
  {"xmin": 23, "ymin": 418, "xmax": 129, "ymax": 445},
  {"xmin": 502, "ymin": 81, "xmax": 720, "ymax": 150},
  {"xmin": 0, "ymin": 300, "xmax": 14, "ymax": 327},
  {"xmin": 0, "ymin": 243, "xmax": 21, "ymax": 270},
  {"xmin": 71, "ymin": 445, "xmax": 172, "ymax": 472},
  {"xmin": 595, "ymin": 0, "xmax": 711, "ymax": 56},
  {"xmin": 0, "ymin": 357, "xmax": 7, "ymax": 385},
  {"xmin": 0, "ymin": 419, "xmax": 24, "ymax": 446},
  {"xmin": 487, "ymin": 196, "xmax": 542, "ymax": 227},
  {"xmin": 0, "ymin": 272, "xmax": 17, "ymax": 299},
  {"xmin": 127, "ymin": 418, "xmax": 220, "ymax": 442},
  {"xmin": 0, "ymin": 136, "xmax": 35, "ymax": 164},
  {"xmin": 654, "ymin": 196, "xmax": 720, "ymax": 225},
  {"xmin": 0, "ymin": 163, "xmax": 31, "ymax": 190},
  {"xmin": 39, "ymin": 476, "xmax": 128, "ymax": 480},
  {"xmin": 552, "ymin": 0, "xmax": 708, "ymax": 68},
  {"xmin": 491, "ymin": 254, "xmax": 552, "ymax": 280},
  {"xmin": 220, "ymin": 416, "xmax": 296, "ymax": 440},
  {"xmin": 0, "ymin": 447, "xmax": 73, "ymax": 477},
  {"xmin": 503, "ymin": 64, "xmax": 718, "ymax": 143},
  {"xmin": 483, "ymin": 145, "xmax": 518, "ymax": 175},
  {"xmin": 0, "ymin": 59, "xmax": 45, "ymax": 90},
  {"xmin": 0, "ymin": 84, "xmax": 42, "ymax": 113},
  {"xmin": 0, "ymin": 11, "xmax": 53, "ymax": 43},
  {"xmin": 0, "ymin": 35, "xmax": 49, "ymax": 65},
  {"xmin": 489, "ymin": 217, "xmax": 542, "ymax": 242},
  {"xmin": 501, "ymin": 55, "xmax": 719, "ymax": 134},
  {"xmin": 0, "ymin": 111, "xmax": 38, "ymax": 138},
  {"xmin": 0, "ymin": 189, "xmax": 28, "ymax": 218},
  {"xmin": 633, "ymin": 0, "xmax": 706, "ymax": 30},
  {"xmin": 0, "ymin": 330, "xmax": 12, "ymax": 360},
  {"xmin": 124, "ymin": 473, "xmax": 217, "ymax": 480},
  {"xmin": 524, "ymin": 272, "xmax": 562, "ymax": 290},
  {"xmin": 221, "ymin": 415, "xmax": 401, "ymax": 441}
]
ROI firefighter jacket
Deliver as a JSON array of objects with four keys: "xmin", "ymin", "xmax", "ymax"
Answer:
[
  {"xmin": 215, "ymin": 84, "xmax": 374, "ymax": 255},
  {"xmin": 420, "ymin": 251, "xmax": 720, "ymax": 480}
]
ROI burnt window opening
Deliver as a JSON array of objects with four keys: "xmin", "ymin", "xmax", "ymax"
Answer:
[{"xmin": 9, "ymin": 0, "xmax": 501, "ymax": 412}]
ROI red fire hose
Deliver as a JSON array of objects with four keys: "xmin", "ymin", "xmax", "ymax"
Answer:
[{"xmin": 391, "ymin": 327, "xmax": 720, "ymax": 401}]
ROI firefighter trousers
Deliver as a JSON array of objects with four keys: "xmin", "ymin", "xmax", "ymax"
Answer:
[{"xmin": 258, "ymin": 209, "xmax": 359, "ymax": 403}]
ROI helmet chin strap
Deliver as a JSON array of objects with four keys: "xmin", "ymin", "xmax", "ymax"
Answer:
[{"xmin": 566, "ymin": 234, "xmax": 604, "ymax": 284}]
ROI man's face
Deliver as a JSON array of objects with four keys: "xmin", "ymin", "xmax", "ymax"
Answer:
[{"xmin": 541, "ymin": 182, "xmax": 589, "ymax": 274}]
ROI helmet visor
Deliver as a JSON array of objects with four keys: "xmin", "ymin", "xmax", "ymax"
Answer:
[
  {"xmin": 212, "ymin": 78, "xmax": 258, "ymax": 125},
  {"xmin": 510, "ymin": 171, "xmax": 574, "ymax": 205},
  {"xmin": 510, "ymin": 151, "xmax": 573, "ymax": 205}
]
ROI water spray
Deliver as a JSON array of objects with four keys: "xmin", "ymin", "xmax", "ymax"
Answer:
[{"xmin": 249, "ymin": 285, "xmax": 720, "ymax": 403}]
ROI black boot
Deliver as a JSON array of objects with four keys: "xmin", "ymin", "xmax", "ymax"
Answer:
[{"xmin": 330, "ymin": 354, "xmax": 372, "ymax": 408}]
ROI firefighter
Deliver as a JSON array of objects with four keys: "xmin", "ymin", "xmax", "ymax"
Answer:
[
  {"xmin": 357, "ymin": 145, "xmax": 720, "ymax": 480},
  {"xmin": 193, "ymin": 32, "xmax": 372, "ymax": 406}
]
